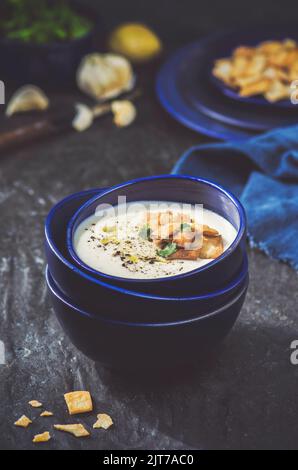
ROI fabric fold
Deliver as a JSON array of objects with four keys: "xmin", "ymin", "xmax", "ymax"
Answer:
[{"xmin": 172, "ymin": 125, "xmax": 298, "ymax": 270}]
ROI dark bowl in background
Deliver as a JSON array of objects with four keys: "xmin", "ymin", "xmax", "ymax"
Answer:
[
  {"xmin": 46, "ymin": 265, "xmax": 249, "ymax": 371},
  {"xmin": 45, "ymin": 187, "xmax": 249, "ymax": 323},
  {"xmin": 67, "ymin": 175, "xmax": 247, "ymax": 296},
  {"xmin": 0, "ymin": 3, "xmax": 102, "ymax": 87}
]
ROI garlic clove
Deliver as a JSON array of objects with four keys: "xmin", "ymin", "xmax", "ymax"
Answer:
[
  {"xmin": 72, "ymin": 103, "xmax": 94, "ymax": 132},
  {"xmin": 111, "ymin": 100, "xmax": 136, "ymax": 127},
  {"xmin": 6, "ymin": 85, "xmax": 49, "ymax": 117},
  {"xmin": 77, "ymin": 53, "xmax": 135, "ymax": 102}
]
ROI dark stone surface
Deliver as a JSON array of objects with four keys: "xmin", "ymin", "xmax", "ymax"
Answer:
[{"xmin": 1, "ymin": 0, "xmax": 298, "ymax": 450}]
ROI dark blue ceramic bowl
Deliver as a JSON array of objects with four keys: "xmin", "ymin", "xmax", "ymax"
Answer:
[
  {"xmin": 46, "ymin": 265, "xmax": 248, "ymax": 371},
  {"xmin": 45, "ymin": 187, "xmax": 248, "ymax": 323},
  {"xmin": 67, "ymin": 175, "xmax": 247, "ymax": 296},
  {"xmin": 0, "ymin": 3, "xmax": 101, "ymax": 87},
  {"xmin": 208, "ymin": 28, "xmax": 298, "ymax": 109}
]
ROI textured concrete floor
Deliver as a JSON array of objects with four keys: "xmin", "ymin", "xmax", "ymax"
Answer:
[{"xmin": 0, "ymin": 86, "xmax": 298, "ymax": 449}]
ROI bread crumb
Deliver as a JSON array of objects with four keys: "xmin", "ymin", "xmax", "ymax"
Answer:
[
  {"xmin": 93, "ymin": 413, "xmax": 113, "ymax": 429},
  {"xmin": 33, "ymin": 431, "xmax": 51, "ymax": 443},
  {"xmin": 64, "ymin": 391, "xmax": 93, "ymax": 415},
  {"xmin": 28, "ymin": 400, "xmax": 42, "ymax": 408},
  {"xmin": 54, "ymin": 424, "xmax": 90, "ymax": 437},
  {"xmin": 14, "ymin": 415, "xmax": 32, "ymax": 428}
]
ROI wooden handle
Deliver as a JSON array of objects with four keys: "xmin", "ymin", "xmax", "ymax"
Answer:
[
  {"xmin": 0, "ymin": 89, "xmax": 142, "ymax": 152},
  {"xmin": 0, "ymin": 119, "xmax": 57, "ymax": 152}
]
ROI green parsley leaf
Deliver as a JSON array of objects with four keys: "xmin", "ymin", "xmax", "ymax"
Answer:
[
  {"xmin": 180, "ymin": 222, "xmax": 192, "ymax": 231},
  {"xmin": 157, "ymin": 242, "xmax": 177, "ymax": 258},
  {"xmin": 139, "ymin": 225, "xmax": 152, "ymax": 240}
]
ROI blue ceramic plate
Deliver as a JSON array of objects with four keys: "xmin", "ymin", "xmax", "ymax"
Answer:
[
  {"xmin": 183, "ymin": 38, "xmax": 298, "ymax": 131},
  {"xmin": 211, "ymin": 75, "xmax": 292, "ymax": 109},
  {"xmin": 209, "ymin": 28, "xmax": 298, "ymax": 109},
  {"xmin": 156, "ymin": 43, "xmax": 255, "ymax": 141},
  {"xmin": 156, "ymin": 29, "xmax": 298, "ymax": 139}
]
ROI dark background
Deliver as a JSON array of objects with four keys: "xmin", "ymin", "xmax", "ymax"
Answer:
[
  {"xmin": 1, "ymin": 0, "xmax": 298, "ymax": 450},
  {"xmin": 85, "ymin": 0, "xmax": 298, "ymax": 45}
]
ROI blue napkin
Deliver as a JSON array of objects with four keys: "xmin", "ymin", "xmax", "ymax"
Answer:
[{"xmin": 172, "ymin": 125, "xmax": 298, "ymax": 270}]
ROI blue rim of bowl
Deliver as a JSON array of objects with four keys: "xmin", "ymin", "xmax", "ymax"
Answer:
[
  {"xmin": 46, "ymin": 186, "xmax": 247, "ymax": 302},
  {"xmin": 67, "ymin": 175, "xmax": 247, "ymax": 286},
  {"xmin": 46, "ymin": 265, "xmax": 249, "ymax": 327}
]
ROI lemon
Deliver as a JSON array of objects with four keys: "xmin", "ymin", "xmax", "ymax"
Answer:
[{"xmin": 108, "ymin": 23, "xmax": 162, "ymax": 63}]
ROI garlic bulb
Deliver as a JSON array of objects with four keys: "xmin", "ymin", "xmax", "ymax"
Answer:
[
  {"xmin": 6, "ymin": 85, "xmax": 49, "ymax": 117},
  {"xmin": 77, "ymin": 53, "xmax": 134, "ymax": 101},
  {"xmin": 111, "ymin": 100, "xmax": 136, "ymax": 127}
]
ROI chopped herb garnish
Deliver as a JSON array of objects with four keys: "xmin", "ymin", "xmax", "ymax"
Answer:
[
  {"xmin": 102, "ymin": 225, "xmax": 116, "ymax": 233},
  {"xmin": 101, "ymin": 236, "xmax": 119, "ymax": 245},
  {"xmin": 181, "ymin": 222, "xmax": 192, "ymax": 231},
  {"xmin": 157, "ymin": 242, "xmax": 177, "ymax": 258},
  {"xmin": 0, "ymin": 0, "xmax": 92, "ymax": 44},
  {"xmin": 127, "ymin": 255, "xmax": 139, "ymax": 264},
  {"xmin": 139, "ymin": 224, "xmax": 152, "ymax": 240}
]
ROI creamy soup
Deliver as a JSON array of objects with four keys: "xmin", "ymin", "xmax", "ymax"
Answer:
[{"xmin": 73, "ymin": 201, "xmax": 237, "ymax": 279}]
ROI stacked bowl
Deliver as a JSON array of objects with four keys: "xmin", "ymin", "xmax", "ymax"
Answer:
[{"xmin": 45, "ymin": 175, "xmax": 249, "ymax": 371}]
